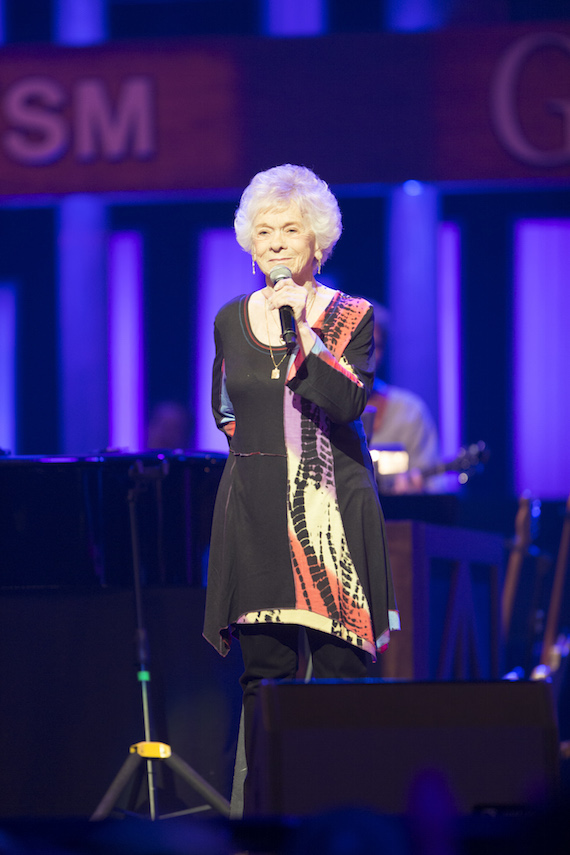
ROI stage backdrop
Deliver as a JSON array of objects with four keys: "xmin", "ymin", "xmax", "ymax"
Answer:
[{"xmin": 0, "ymin": 21, "xmax": 569, "ymax": 195}]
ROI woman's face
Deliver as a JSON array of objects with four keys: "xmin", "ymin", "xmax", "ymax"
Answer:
[{"xmin": 252, "ymin": 201, "xmax": 318, "ymax": 283}]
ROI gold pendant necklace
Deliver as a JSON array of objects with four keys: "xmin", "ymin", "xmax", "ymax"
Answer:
[{"xmin": 265, "ymin": 299, "xmax": 289, "ymax": 379}]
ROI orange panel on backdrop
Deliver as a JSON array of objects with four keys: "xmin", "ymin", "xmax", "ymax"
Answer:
[
  {"xmin": 0, "ymin": 41, "xmax": 241, "ymax": 194},
  {"xmin": 432, "ymin": 24, "xmax": 570, "ymax": 180}
]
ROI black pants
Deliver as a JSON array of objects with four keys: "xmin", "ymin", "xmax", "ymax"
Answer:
[{"xmin": 237, "ymin": 623, "xmax": 369, "ymax": 813}]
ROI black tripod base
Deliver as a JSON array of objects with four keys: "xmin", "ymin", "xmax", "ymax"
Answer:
[{"xmin": 91, "ymin": 743, "xmax": 231, "ymax": 821}]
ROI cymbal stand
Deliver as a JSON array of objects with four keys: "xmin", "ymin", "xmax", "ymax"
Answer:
[{"xmin": 91, "ymin": 458, "xmax": 230, "ymax": 821}]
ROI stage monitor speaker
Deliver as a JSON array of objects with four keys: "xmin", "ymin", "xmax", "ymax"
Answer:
[{"xmin": 247, "ymin": 680, "xmax": 560, "ymax": 816}]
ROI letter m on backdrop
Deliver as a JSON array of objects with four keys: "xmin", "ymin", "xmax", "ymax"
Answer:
[{"xmin": 75, "ymin": 76, "xmax": 155, "ymax": 162}]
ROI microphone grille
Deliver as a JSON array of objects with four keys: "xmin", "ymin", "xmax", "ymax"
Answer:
[{"xmin": 269, "ymin": 266, "xmax": 292, "ymax": 284}]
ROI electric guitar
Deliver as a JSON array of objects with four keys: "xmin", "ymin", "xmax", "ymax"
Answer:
[{"xmin": 370, "ymin": 440, "xmax": 489, "ymax": 492}]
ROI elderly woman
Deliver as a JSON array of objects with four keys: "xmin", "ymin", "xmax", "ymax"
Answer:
[{"xmin": 203, "ymin": 164, "xmax": 399, "ymax": 793}]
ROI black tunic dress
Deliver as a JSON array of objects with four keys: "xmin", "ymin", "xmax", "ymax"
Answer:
[{"xmin": 203, "ymin": 290, "xmax": 399, "ymax": 658}]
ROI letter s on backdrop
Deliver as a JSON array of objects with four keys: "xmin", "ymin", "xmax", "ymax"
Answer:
[{"xmin": 2, "ymin": 76, "xmax": 69, "ymax": 165}]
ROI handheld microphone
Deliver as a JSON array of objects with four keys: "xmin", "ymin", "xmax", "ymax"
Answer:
[{"xmin": 269, "ymin": 265, "xmax": 296, "ymax": 353}]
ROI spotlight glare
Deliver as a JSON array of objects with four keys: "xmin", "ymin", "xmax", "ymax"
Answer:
[{"xmin": 403, "ymin": 180, "xmax": 423, "ymax": 196}]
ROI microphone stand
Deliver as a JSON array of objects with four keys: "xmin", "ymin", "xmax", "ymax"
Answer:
[{"xmin": 91, "ymin": 457, "xmax": 230, "ymax": 821}]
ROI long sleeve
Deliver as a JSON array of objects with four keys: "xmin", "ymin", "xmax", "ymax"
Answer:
[
  {"xmin": 211, "ymin": 317, "xmax": 236, "ymax": 439},
  {"xmin": 287, "ymin": 299, "xmax": 374, "ymax": 424}
]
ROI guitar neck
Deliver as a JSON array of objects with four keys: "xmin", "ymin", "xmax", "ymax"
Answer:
[
  {"xmin": 539, "ymin": 493, "xmax": 570, "ymax": 666},
  {"xmin": 419, "ymin": 442, "xmax": 488, "ymax": 480},
  {"xmin": 421, "ymin": 460, "xmax": 454, "ymax": 479}
]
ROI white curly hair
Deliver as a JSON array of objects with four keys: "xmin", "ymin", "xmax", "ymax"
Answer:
[{"xmin": 234, "ymin": 164, "xmax": 342, "ymax": 265}]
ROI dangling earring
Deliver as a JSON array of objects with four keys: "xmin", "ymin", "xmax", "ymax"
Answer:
[
  {"xmin": 251, "ymin": 254, "xmax": 256, "ymax": 274},
  {"xmin": 317, "ymin": 258, "xmax": 322, "ymax": 276}
]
